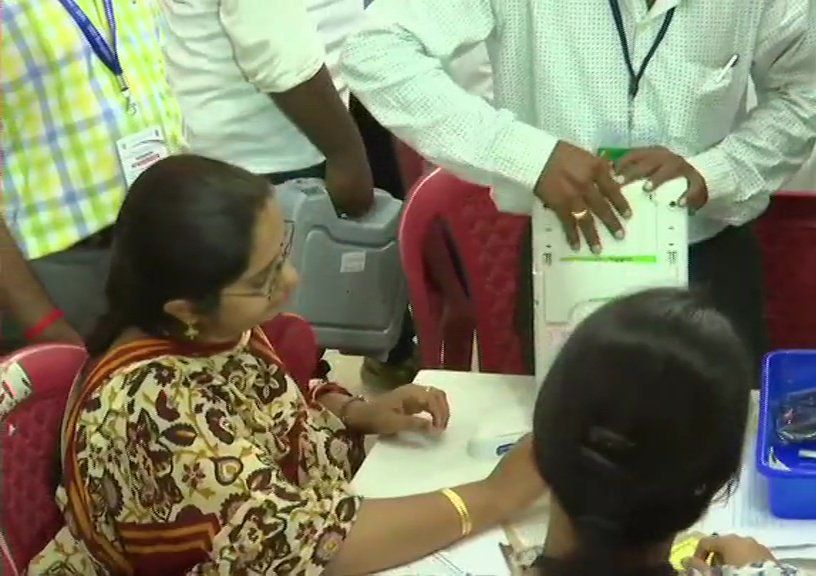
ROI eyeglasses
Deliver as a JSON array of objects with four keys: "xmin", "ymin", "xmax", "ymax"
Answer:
[{"xmin": 224, "ymin": 221, "xmax": 294, "ymax": 301}]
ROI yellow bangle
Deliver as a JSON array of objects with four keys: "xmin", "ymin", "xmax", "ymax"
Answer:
[{"xmin": 441, "ymin": 488, "xmax": 472, "ymax": 537}]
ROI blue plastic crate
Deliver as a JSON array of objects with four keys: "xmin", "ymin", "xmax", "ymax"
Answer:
[{"xmin": 758, "ymin": 350, "xmax": 816, "ymax": 519}]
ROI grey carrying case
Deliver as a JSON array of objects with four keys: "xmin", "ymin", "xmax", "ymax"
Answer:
[{"xmin": 274, "ymin": 179, "xmax": 407, "ymax": 355}]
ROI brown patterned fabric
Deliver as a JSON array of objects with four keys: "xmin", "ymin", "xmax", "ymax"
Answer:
[{"xmin": 27, "ymin": 329, "xmax": 364, "ymax": 575}]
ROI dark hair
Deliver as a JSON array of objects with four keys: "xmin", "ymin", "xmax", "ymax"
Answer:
[
  {"xmin": 533, "ymin": 288, "xmax": 751, "ymax": 576},
  {"xmin": 87, "ymin": 155, "xmax": 271, "ymax": 355}
]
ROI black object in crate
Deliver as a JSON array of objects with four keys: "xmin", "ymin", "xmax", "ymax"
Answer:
[{"xmin": 776, "ymin": 387, "xmax": 816, "ymax": 445}]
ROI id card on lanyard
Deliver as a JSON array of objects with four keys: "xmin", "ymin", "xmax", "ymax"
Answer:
[
  {"xmin": 58, "ymin": 0, "xmax": 170, "ymax": 187},
  {"xmin": 607, "ymin": 0, "xmax": 676, "ymax": 142}
]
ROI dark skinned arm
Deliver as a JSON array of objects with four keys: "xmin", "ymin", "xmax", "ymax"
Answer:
[
  {"xmin": 0, "ymin": 218, "xmax": 82, "ymax": 344},
  {"xmin": 271, "ymin": 65, "xmax": 362, "ymax": 160},
  {"xmin": 271, "ymin": 66, "xmax": 374, "ymax": 216},
  {"xmin": 219, "ymin": 0, "xmax": 374, "ymax": 216}
]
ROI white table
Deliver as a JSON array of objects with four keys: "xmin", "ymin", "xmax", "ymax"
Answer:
[
  {"xmin": 354, "ymin": 370, "xmax": 535, "ymax": 575},
  {"xmin": 354, "ymin": 371, "xmax": 536, "ymax": 499},
  {"xmin": 352, "ymin": 370, "xmax": 816, "ymax": 573}
]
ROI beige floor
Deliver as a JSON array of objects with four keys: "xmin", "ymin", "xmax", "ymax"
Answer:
[{"xmin": 326, "ymin": 336, "xmax": 478, "ymax": 398}]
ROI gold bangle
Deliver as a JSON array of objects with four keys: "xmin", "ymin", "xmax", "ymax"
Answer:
[
  {"xmin": 441, "ymin": 488, "xmax": 472, "ymax": 537},
  {"xmin": 338, "ymin": 395, "xmax": 365, "ymax": 426}
]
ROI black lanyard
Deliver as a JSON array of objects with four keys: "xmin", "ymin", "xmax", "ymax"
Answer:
[{"xmin": 608, "ymin": 0, "xmax": 676, "ymax": 99}]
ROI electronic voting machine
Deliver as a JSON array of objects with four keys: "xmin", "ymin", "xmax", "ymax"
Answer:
[
  {"xmin": 465, "ymin": 178, "xmax": 690, "ymax": 461},
  {"xmin": 532, "ymin": 178, "xmax": 689, "ymax": 382}
]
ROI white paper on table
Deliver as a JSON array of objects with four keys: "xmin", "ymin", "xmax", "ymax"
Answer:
[
  {"xmin": 504, "ymin": 500, "xmax": 550, "ymax": 549},
  {"xmin": 377, "ymin": 530, "xmax": 511, "ymax": 576},
  {"xmin": 377, "ymin": 553, "xmax": 462, "ymax": 576},
  {"xmin": 777, "ymin": 547, "xmax": 816, "ymax": 562},
  {"xmin": 695, "ymin": 433, "xmax": 816, "ymax": 550}
]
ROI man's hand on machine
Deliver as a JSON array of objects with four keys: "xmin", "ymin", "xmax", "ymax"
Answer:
[
  {"xmin": 325, "ymin": 151, "xmax": 375, "ymax": 218},
  {"xmin": 534, "ymin": 141, "xmax": 632, "ymax": 254},
  {"xmin": 615, "ymin": 146, "xmax": 709, "ymax": 211}
]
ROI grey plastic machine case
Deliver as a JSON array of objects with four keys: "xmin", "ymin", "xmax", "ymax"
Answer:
[{"xmin": 274, "ymin": 179, "xmax": 407, "ymax": 355}]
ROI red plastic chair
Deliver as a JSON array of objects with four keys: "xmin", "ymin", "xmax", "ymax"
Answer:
[
  {"xmin": 0, "ymin": 316, "xmax": 317, "ymax": 576},
  {"xmin": 757, "ymin": 192, "xmax": 816, "ymax": 350},
  {"xmin": 0, "ymin": 344, "xmax": 88, "ymax": 576},
  {"xmin": 262, "ymin": 313, "xmax": 322, "ymax": 387},
  {"xmin": 400, "ymin": 169, "xmax": 531, "ymax": 374}
]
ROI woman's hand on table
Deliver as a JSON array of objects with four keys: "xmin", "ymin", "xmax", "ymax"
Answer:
[
  {"xmin": 682, "ymin": 534, "xmax": 776, "ymax": 574},
  {"xmin": 345, "ymin": 384, "xmax": 450, "ymax": 435}
]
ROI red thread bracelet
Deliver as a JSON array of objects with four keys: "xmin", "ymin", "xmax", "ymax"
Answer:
[{"xmin": 25, "ymin": 309, "xmax": 65, "ymax": 341}]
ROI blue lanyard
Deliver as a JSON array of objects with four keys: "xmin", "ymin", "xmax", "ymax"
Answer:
[
  {"xmin": 608, "ymin": 0, "xmax": 676, "ymax": 99},
  {"xmin": 58, "ymin": 0, "xmax": 136, "ymax": 113}
]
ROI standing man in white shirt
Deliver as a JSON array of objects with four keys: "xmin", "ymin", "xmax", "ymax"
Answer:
[
  {"xmin": 159, "ymin": 0, "xmax": 373, "ymax": 216},
  {"xmin": 161, "ymin": 0, "xmax": 423, "ymax": 387},
  {"xmin": 343, "ymin": 0, "xmax": 816, "ymax": 372}
]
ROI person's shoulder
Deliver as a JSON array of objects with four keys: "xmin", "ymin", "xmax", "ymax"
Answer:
[
  {"xmin": 86, "ymin": 340, "xmax": 190, "ymax": 400},
  {"xmin": 85, "ymin": 351, "xmax": 175, "ymax": 394}
]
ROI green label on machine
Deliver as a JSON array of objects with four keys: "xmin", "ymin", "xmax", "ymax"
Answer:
[
  {"xmin": 561, "ymin": 255, "xmax": 658, "ymax": 264},
  {"xmin": 597, "ymin": 147, "xmax": 632, "ymax": 163}
]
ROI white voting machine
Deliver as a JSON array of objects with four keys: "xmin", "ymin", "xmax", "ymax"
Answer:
[
  {"xmin": 458, "ymin": 178, "xmax": 691, "ymax": 462},
  {"xmin": 533, "ymin": 178, "xmax": 689, "ymax": 381}
]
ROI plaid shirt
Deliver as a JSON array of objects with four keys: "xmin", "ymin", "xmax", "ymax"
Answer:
[{"xmin": 1, "ymin": 0, "xmax": 184, "ymax": 259}]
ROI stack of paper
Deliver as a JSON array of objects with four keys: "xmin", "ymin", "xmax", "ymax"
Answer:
[
  {"xmin": 694, "ymin": 432, "xmax": 816, "ymax": 560},
  {"xmin": 378, "ymin": 530, "xmax": 512, "ymax": 576}
]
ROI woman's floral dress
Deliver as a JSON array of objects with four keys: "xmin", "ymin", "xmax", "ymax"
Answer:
[{"xmin": 27, "ymin": 328, "xmax": 364, "ymax": 575}]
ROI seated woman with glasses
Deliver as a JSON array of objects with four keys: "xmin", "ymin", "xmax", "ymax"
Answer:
[{"xmin": 28, "ymin": 155, "xmax": 546, "ymax": 575}]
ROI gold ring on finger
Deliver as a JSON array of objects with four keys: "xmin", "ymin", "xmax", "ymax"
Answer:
[{"xmin": 571, "ymin": 209, "xmax": 589, "ymax": 221}]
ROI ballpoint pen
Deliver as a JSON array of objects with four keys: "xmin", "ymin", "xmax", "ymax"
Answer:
[{"xmin": 715, "ymin": 54, "xmax": 739, "ymax": 82}]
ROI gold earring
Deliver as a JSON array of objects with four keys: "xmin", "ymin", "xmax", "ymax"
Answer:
[{"xmin": 184, "ymin": 323, "xmax": 199, "ymax": 340}]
